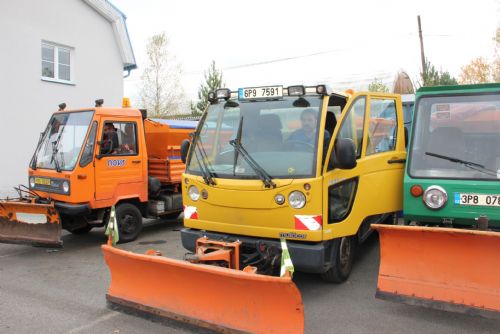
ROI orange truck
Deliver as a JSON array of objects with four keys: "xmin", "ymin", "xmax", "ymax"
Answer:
[{"xmin": 0, "ymin": 100, "xmax": 196, "ymax": 247}]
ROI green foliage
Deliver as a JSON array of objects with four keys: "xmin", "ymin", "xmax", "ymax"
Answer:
[
  {"xmin": 368, "ymin": 78, "xmax": 389, "ymax": 93},
  {"xmin": 191, "ymin": 61, "xmax": 224, "ymax": 115},
  {"xmin": 421, "ymin": 58, "xmax": 458, "ymax": 87}
]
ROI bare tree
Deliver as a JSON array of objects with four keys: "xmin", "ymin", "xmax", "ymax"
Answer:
[{"xmin": 139, "ymin": 32, "xmax": 184, "ymax": 117}]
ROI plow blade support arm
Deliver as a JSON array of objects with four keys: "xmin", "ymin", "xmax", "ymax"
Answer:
[
  {"xmin": 102, "ymin": 245, "xmax": 304, "ymax": 334},
  {"xmin": 373, "ymin": 224, "xmax": 500, "ymax": 318}
]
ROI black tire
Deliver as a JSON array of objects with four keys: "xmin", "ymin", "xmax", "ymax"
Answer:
[
  {"xmin": 115, "ymin": 203, "xmax": 143, "ymax": 243},
  {"xmin": 321, "ymin": 236, "xmax": 356, "ymax": 283},
  {"xmin": 69, "ymin": 225, "xmax": 93, "ymax": 235}
]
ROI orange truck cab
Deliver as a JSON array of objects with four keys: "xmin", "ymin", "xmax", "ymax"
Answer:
[{"xmin": 25, "ymin": 102, "xmax": 196, "ymax": 243}]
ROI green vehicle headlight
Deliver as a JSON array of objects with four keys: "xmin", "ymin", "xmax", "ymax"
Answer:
[{"xmin": 423, "ymin": 185, "xmax": 447, "ymax": 210}]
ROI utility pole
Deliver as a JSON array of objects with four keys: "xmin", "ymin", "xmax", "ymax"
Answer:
[{"xmin": 418, "ymin": 15, "xmax": 426, "ymax": 78}]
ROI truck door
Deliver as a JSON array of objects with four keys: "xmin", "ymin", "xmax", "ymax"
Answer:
[
  {"xmin": 322, "ymin": 93, "xmax": 406, "ymax": 240},
  {"xmin": 94, "ymin": 119, "xmax": 144, "ymax": 201}
]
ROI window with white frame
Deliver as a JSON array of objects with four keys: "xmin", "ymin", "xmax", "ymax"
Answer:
[{"xmin": 42, "ymin": 42, "xmax": 73, "ymax": 83}]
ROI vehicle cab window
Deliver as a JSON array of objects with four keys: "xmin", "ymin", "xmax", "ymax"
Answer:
[{"xmin": 100, "ymin": 121, "xmax": 138, "ymax": 156}]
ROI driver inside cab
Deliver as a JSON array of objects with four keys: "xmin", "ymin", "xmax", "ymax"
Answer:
[
  {"xmin": 101, "ymin": 122, "xmax": 119, "ymax": 155},
  {"xmin": 287, "ymin": 108, "xmax": 331, "ymax": 150}
]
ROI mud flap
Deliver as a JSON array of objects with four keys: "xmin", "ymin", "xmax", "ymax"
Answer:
[
  {"xmin": 373, "ymin": 224, "xmax": 500, "ymax": 318},
  {"xmin": 0, "ymin": 201, "xmax": 62, "ymax": 247},
  {"xmin": 102, "ymin": 245, "xmax": 304, "ymax": 334}
]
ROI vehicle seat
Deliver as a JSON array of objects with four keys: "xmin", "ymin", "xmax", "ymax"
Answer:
[{"xmin": 255, "ymin": 114, "xmax": 283, "ymax": 150}]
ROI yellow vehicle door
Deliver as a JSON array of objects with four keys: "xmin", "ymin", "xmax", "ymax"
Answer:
[
  {"xmin": 322, "ymin": 93, "xmax": 406, "ymax": 240},
  {"xmin": 94, "ymin": 118, "xmax": 144, "ymax": 201}
]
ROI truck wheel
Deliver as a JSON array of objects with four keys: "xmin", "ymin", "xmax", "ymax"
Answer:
[
  {"xmin": 321, "ymin": 236, "xmax": 356, "ymax": 283},
  {"xmin": 116, "ymin": 203, "xmax": 143, "ymax": 243}
]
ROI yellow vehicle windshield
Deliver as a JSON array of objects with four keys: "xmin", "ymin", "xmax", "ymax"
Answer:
[{"xmin": 187, "ymin": 96, "xmax": 325, "ymax": 180}]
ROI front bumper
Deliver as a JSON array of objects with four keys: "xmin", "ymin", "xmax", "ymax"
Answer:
[
  {"xmin": 54, "ymin": 202, "xmax": 91, "ymax": 216},
  {"xmin": 181, "ymin": 228, "xmax": 331, "ymax": 274}
]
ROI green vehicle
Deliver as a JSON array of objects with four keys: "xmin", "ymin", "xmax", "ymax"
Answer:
[{"xmin": 374, "ymin": 83, "xmax": 500, "ymax": 318}]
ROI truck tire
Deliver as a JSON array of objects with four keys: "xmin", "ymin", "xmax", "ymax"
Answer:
[
  {"xmin": 321, "ymin": 236, "xmax": 356, "ymax": 283},
  {"xmin": 116, "ymin": 203, "xmax": 143, "ymax": 243}
]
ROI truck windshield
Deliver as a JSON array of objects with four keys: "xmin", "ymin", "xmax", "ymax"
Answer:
[
  {"xmin": 186, "ymin": 96, "xmax": 324, "ymax": 179},
  {"xmin": 32, "ymin": 111, "xmax": 94, "ymax": 171},
  {"xmin": 408, "ymin": 93, "xmax": 500, "ymax": 180}
]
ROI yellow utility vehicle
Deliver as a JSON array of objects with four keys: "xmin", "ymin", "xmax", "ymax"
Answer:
[{"xmin": 180, "ymin": 85, "xmax": 407, "ymax": 282}]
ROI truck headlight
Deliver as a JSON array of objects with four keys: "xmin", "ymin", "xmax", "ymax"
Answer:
[
  {"xmin": 289, "ymin": 191, "xmax": 306, "ymax": 209},
  {"xmin": 29, "ymin": 177, "xmax": 35, "ymax": 188},
  {"xmin": 423, "ymin": 185, "xmax": 447, "ymax": 210},
  {"xmin": 188, "ymin": 185, "xmax": 200, "ymax": 201},
  {"xmin": 62, "ymin": 181, "xmax": 70, "ymax": 193}
]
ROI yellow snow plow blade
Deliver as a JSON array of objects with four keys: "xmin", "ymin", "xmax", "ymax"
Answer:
[
  {"xmin": 102, "ymin": 244, "xmax": 304, "ymax": 334},
  {"xmin": 0, "ymin": 200, "xmax": 62, "ymax": 247},
  {"xmin": 373, "ymin": 224, "xmax": 500, "ymax": 318}
]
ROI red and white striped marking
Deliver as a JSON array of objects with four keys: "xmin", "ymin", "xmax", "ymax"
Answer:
[
  {"xmin": 183, "ymin": 206, "xmax": 198, "ymax": 219},
  {"xmin": 294, "ymin": 215, "xmax": 322, "ymax": 231}
]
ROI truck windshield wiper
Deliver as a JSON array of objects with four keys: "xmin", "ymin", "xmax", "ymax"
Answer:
[
  {"xmin": 193, "ymin": 137, "xmax": 216, "ymax": 186},
  {"xmin": 229, "ymin": 139, "xmax": 276, "ymax": 189},
  {"xmin": 51, "ymin": 125, "xmax": 66, "ymax": 173},
  {"xmin": 30, "ymin": 130, "xmax": 48, "ymax": 170},
  {"xmin": 425, "ymin": 152, "xmax": 498, "ymax": 177}
]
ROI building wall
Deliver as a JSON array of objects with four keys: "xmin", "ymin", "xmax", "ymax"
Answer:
[{"xmin": 0, "ymin": 0, "xmax": 125, "ymax": 196}]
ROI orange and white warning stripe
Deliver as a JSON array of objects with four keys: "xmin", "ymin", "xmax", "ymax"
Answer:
[
  {"xmin": 294, "ymin": 215, "xmax": 322, "ymax": 231},
  {"xmin": 183, "ymin": 206, "xmax": 198, "ymax": 219}
]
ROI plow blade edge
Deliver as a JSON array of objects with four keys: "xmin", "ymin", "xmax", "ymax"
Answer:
[
  {"xmin": 373, "ymin": 224, "xmax": 500, "ymax": 318},
  {"xmin": 102, "ymin": 245, "xmax": 304, "ymax": 334},
  {"xmin": 0, "ymin": 201, "xmax": 62, "ymax": 247}
]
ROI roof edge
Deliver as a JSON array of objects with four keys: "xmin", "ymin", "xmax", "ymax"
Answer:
[{"xmin": 82, "ymin": 0, "xmax": 137, "ymax": 71}]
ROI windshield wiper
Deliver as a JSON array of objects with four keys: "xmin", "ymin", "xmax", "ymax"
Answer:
[
  {"xmin": 30, "ymin": 130, "xmax": 47, "ymax": 170},
  {"xmin": 425, "ymin": 152, "xmax": 498, "ymax": 177},
  {"xmin": 51, "ymin": 125, "xmax": 65, "ymax": 173},
  {"xmin": 233, "ymin": 116, "xmax": 244, "ymax": 176},
  {"xmin": 229, "ymin": 139, "xmax": 276, "ymax": 189},
  {"xmin": 193, "ymin": 137, "xmax": 216, "ymax": 186}
]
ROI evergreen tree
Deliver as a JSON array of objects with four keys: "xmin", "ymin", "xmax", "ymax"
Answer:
[
  {"xmin": 420, "ymin": 58, "xmax": 458, "ymax": 87},
  {"xmin": 192, "ymin": 61, "xmax": 225, "ymax": 115}
]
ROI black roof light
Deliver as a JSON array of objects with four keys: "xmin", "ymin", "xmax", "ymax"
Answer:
[
  {"xmin": 216, "ymin": 88, "xmax": 231, "ymax": 100},
  {"xmin": 288, "ymin": 85, "xmax": 305, "ymax": 96}
]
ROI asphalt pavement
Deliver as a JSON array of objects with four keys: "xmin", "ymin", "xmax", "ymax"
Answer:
[{"xmin": 0, "ymin": 218, "xmax": 498, "ymax": 334}]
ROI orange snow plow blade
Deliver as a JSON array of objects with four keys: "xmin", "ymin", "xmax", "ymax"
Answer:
[
  {"xmin": 373, "ymin": 224, "xmax": 500, "ymax": 318},
  {"xmin": 102, "ymin": 244, "xmax": 304, "ymax": 334},
  {"xmin": 0, "ymin": 200, "xmax": 62, "ymax": 247}
]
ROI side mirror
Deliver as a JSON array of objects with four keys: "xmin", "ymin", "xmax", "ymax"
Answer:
[
  {"xmin": 333, "ymin": 138, "xmax": 357, "ymax": 169},
  {"xmin": 180, "ymin": 139, "xmax": 191, "ymax": 164}
]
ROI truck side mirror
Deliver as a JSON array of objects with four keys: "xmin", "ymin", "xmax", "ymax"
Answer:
[
  {"xmin": 180, "ymin": 139, "xmax": 190, "ymax": 164},
  {"xmin": 333, "ymin": 138, "xmax": 357, "ymax": 169}
]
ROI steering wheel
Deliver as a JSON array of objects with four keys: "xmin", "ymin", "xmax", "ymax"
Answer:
[{"xmin": 283, "ymin": 140, "xmax": 315, "ymax": 151}]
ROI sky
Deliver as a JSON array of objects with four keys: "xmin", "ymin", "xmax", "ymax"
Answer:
[{"xmin": 111, "ymin": 0, "xmax": 499, "ymax": 112}]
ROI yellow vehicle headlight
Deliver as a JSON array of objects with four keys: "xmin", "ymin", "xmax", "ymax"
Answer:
[
  {"xmin": 188, "ymin": 185, "xmax": 200, "ymax": 201},
  {"xmin": 29, "ymin": 177, "xmax": 35, "ymax": 188},
  {"xmin": 289, "ymin": 191, "xmax": 306, "ymax": 209}
]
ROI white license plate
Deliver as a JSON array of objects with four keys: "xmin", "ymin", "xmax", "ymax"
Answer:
[
  {"xmin": 454, "ymin": 193, "xmax": 500, "ymax": 207},
  {"xmin": 238, "ymin": 86, "xmax": 283, "ymax": 100}
]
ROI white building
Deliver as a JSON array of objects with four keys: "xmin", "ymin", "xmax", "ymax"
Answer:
[{"xmin": 0, "ymin": 0, "xmax": 136, "ymax": 196}]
